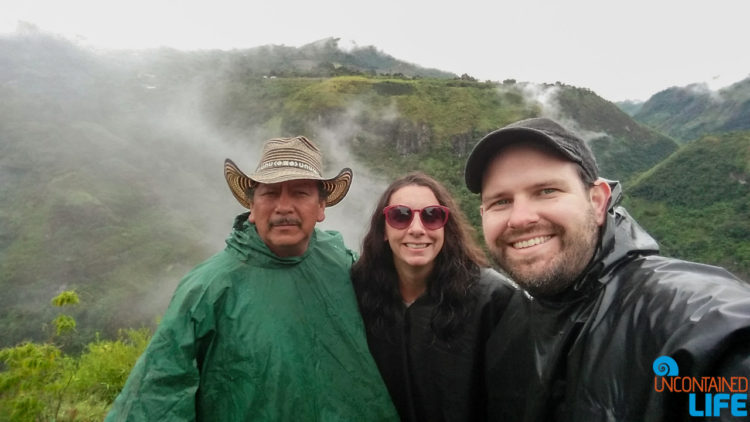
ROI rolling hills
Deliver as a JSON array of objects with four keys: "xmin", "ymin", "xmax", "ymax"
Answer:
[
  {"xmin": 630, "ymin": 77, "xmax": 750, "ymax": 142},
  {"xmin": 0, "ymin": 29, "xmax": 747, "ymax": 349},
  {"xmin": 625, "ymin": 130, "xmax": 750, "ymax": 279}
]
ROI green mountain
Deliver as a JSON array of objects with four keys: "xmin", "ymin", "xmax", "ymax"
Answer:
[
  {"xmin": 553, "ymin": 86, "xmax": 678, "ymax": 184},
  {"xmin": 625, "ymin": 131, "xmax": 750, "ymax": 279},
  {"xmin": 264, "ymin": 37, "xmax": 457, "ymax": 78},
  {"xmin": 0, "ymin": 29, "xmax": 741, "ymax": 349},
  {"xmin": 0, "ymin": 33, "xmax": 228, "ymax": 348},
  {"xmin": 632, "ymin": 77, "xmax": 750, "ymax": 142},
  {"xmin": 615, "ymin": 99, "xmax": 644, "ymax": 116}
]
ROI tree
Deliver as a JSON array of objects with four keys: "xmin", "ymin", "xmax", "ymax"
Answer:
[{"xmin": 0, "ymin": 291, "xmax": 151, "ymax": 421}]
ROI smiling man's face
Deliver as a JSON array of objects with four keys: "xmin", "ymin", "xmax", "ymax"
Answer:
[{"xmin": 480, "ymin": 143, "xmax": 610, "ymax": 296}]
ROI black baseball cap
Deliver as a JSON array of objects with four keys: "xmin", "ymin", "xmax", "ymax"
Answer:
[{"xmin": 464, "ymin": 117, "xmax": 599, "ymax": 193}]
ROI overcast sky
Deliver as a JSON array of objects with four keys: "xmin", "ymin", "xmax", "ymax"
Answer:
[{"xmin": 2, "ymin": 0, "xmax": 749, "ymax": 102}]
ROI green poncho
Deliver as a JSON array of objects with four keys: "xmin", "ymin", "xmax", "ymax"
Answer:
[{"xmin": 107, "ymin": 213, "xmax": 398, "ymax": 421}]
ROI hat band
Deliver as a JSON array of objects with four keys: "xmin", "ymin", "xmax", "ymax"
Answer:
[{"xmin": 257, "ymin": 159, "xmax": 321, "ymax": 176}]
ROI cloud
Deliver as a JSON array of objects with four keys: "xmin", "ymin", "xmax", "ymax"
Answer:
[
  {"xmin": 310, "ymin": 101, "xmax": 396, "ymax": 250},
  {"xmin": 514, "ymin": 82, "xmax": 610, "ymax": 145},
  {"xmin": 518, "ymin": 82, "xmax": 562, "ymax": 119}
]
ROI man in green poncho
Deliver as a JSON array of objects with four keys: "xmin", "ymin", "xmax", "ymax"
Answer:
[{"xmin": 106, "ymin": 136, "xmax": 398, "ymax": 421}]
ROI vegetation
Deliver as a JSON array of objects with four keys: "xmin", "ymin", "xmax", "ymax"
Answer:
[
  {"xmin": 632, "ymin": 78, "xmax": 750, "ymax": 143},
  {"xmin": 555, "ymin": 86, "xmax": 678, "ymax": 184},
  {"xmin": 0, "ymin": 291, "xmax": 150, "ymax": 421},
  {"xmin": 1, "ymin": 29, "xmax": 749, "ymax": 416},
  {"xmin": 615, "ymin": 99, "xmax": 644, "ymax": 116},
  {"xmin": 625, "ymin": 131, "xmax": 750, "ymax": 279}
]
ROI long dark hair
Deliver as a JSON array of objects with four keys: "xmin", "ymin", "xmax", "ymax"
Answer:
[{"xmin": 351, "ymin": 172, "xmax": 488, "ymax": 341}]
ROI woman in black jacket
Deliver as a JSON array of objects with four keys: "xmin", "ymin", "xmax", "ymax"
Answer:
[{"xmin": 352, "ymin": 172, "xmax": 516, "ymax": 422}]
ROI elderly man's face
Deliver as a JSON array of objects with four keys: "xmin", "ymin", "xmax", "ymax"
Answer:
[
  {"xmin": 249, "ymin": 179, "xmax": 325, "ymax": 257},
  {"xmin": 480, "ymin": 144, "xmax": 610, "ymax": 296}
]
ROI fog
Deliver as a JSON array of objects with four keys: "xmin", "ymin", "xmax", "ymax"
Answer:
[
  {"xmin": 2, "ymin": 29, "xmax": 387, "ymax": 247},
  {"xmin": 311, "ymin": 104, "xmax": 397, "ymax": 249},
  {"xmin": 517, "ymin": 82, "xmax": 610, "ymax": 148},
  {"xmin": 0, "ymin": 29, "xmax": 398, "ymax": 344}
]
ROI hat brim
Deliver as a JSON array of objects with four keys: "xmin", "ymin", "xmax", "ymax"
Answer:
[
  {"xmin": 464, "ymin": 127, "xmax": 580, "ymax": 194},
  {"xmin": 224, "ymin": 158, "xmax": 352, "ymax": 208}
]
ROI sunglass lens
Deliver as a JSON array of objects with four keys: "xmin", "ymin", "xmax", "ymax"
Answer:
[
  {"xmin": 421, "ymin": 206, "xmax": 447, "ymax": 230},
  {"xmin": 387, "ymin": 206, "xmax": 414, "ymax": 229}
]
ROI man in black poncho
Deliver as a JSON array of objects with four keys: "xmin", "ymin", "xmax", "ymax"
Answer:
[{"xmin": 464, "ymin": 117, "xmax": 750, "ymax": 421}]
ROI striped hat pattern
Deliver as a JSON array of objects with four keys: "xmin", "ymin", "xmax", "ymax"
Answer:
[{"xmin": 224, "ymin": 136, "xmax": 352, "ymax": 208}]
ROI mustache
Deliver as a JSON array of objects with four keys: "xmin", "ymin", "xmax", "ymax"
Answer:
[{"xmin": 269, "ymin": 217, "xmax": 302, "ymax": 228}]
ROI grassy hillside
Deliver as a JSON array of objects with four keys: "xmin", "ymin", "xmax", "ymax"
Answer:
[
  {"xmin": 0, "ymin": 32, "xmax": 245, "ymax": 347},
  {"xmin": 555, "ymin": 86, "xmax": 678, "ymax": 184},
  {"xmin": 202, "ymin": 76, "xmax": 677, "ymax": 230},
  {"xmin": 625, "ymin": 131, "xmax": 750, "ymax": 279},
  {"xmin": 615, "ymin": 99, "xmax": 644, "ymax": 116},
  {"xmin": 0, "ymin": 30, "xmax": 740, "ymax": 349},
  {"xmin": 0, "ymin": 77, "xmax": 221, "ymax": 349},
  {"xmin": 633, "ymin": 77, "xmax": 750, "ymax": 142},
  {"xmin": 201, "ymin": 74, "xmax": 541, "ymax": 237}
]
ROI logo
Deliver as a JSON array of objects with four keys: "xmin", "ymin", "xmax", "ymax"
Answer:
[{"xmin": 653, "ymin": 356, "xmax": 748, "ymax": 417}]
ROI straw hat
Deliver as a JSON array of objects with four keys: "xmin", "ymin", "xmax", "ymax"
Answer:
[{"xmin": 224, "ymin": 136, "xmax": 353, "ymax": 208}]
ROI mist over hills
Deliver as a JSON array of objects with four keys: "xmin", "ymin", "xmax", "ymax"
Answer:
[
  {"xmin": 1, "ymin": 28, "xmax": 748, "ymax": 348},
  {"xmin": 621, "ymin": 77, "xmax": 750, "ymax": 142},
  {"xmin": 1, "ymin": 30, "xmax": 243, "ymax": 346}
]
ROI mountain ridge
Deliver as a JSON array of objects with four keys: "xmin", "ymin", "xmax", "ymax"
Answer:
[
  {"xmin": 0, "ymin": 30, "xmax": 747, "ymax": 349},
  {"xmin": 629, "ymin": 77, "xmax": 750, "ymax": 142}
]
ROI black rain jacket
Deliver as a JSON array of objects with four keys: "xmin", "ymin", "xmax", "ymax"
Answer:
[
  {"xmin": 362, "ymin": 268, "xmax": 516, "ymax": 422},
  {"xmin": 486, "ymin": 182, "xmax": 750, "ymax": 422}
]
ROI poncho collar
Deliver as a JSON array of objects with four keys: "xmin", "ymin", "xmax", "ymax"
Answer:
[
  {"xmin": 225, "ymin": 211, "xmax": 316, "ymax": 267},
  {"xmin": 590, "ymin": 181, "xmax": 660, "ymax": 278}
]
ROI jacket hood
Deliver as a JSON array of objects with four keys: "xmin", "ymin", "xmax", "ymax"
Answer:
[
  {"xmin": 224, "ymin": 211, "xmax": 314, "ymax": 267},
  {"xmin": 574, "ymin": 181, "xmax": 660, "ymax": 291}
]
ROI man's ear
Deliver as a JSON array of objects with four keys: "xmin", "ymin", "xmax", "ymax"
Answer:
[
  {"xmin": 317, "ymin": 203, "xmax": 326, "ymax": 223},
  {"xmin": 589, "ymin": 178, "xmax": 612, "ymax": 226},
  {"xmin": 246, "ymin": 192, "xmax": 255, "ymax": 223}
]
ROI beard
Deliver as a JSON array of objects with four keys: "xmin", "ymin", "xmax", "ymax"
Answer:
[{"xmin": 491, "ymin": 207, "xmax": 600, "ymax": 297}]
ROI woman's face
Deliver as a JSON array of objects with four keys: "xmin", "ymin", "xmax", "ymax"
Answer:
[{"xmin": 385, "ymin": 184, "xmax": 446, "ymax": 275}]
